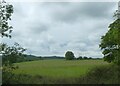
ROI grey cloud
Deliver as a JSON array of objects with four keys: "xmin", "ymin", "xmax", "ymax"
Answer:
[
  {"xmin": 52, "ymin": 2, "xmax": 116, "ymax": 23},
  {"xmin": 79, "ymin": 2, "xmax": 115, "ymax": 18},
  {"xmin": 30, "ymin": 24, "xmax": 49, "ymax": 34},
  {"xmin": 59, "ymin": 42, "xmax": 69, "ymax": 48},
  {"xmin": 2, "ymin": 2, "xmax": 117, "ymax": 58}
]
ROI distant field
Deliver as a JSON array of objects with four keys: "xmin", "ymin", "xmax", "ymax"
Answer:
[{"xmin": 13, "ymin": 59, "xmax": 109, "ymax": 79}]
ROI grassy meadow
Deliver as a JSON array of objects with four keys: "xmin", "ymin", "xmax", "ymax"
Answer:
[
  {"xmin": 13, "ymin": 59, "xmax": 109, "ymax": 79},
  {"xmin": 4, "ymin": 59, "xmax": 120, "ymax": 84}
]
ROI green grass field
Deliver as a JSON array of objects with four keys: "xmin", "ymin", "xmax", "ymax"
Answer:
[{"xmin": 13, "ymin": 59, "xmax": 109, "ymax": 79}]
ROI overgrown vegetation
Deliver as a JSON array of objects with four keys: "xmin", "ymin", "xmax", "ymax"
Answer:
[
  {"xmin": 77, "ymin": 64, "xmax": 120, "ymax": 84},
  {"xmin": 2, "ymin": 43, "xmax": 26, "ymax": 84},
  {"xmin": 4, "ymin": 63, "xmax": 119, "ymax": 84}
]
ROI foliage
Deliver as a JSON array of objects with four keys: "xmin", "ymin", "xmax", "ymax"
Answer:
[
  {"xmin": 0, "ymin": 0, "xmax": 13, "ymax": 38},
  {"xmin": 83, "ymin": 56, "xmax": 88, "ymax": 59},
  {"xmin": 77, "ymin": 64, "xmax": 120, "ymax": 84},
  {"xmin": 65, "ymin": 51, "xmax": 75, "ymax": 60},
  {"xmin": 99, "ymin": 19, "xmax": 120, "ymax": 65},
  {"xmin": 77, "ymin": 56, "xmax": 93, "ymax": 60},
  {"xmin": 99, "ymin": 9, "xmax": 120, "ymax": 65},
  {"xmin": 1, "ymin": 43, "xmax": 26, "ymax": 84},
  {"xmin": 0, "ymin": 1, "xmax": 14, "ymax": 84},
  {"xmin": 2, "ymin": 43, "xmax": 26, "ymax": 65},
  {"xmin": 77, "ymin": 56, "xmax": 82, "ymax": 60},
  {"xmin": 0, "ymin": 1, "xmax": 27, "ymax": 84}
]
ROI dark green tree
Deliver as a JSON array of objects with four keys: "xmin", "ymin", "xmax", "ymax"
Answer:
[
  {"xmin": 77, "ymin": 56, "xmax": 82, "ymax": 60},
  {"xmin": 65, "ymin": 51, "xmax": 75, "ymax": 60},
  {"xmin": 99, "ymin": 9, "xmax": 120, "ymax": 65},
  {"xmin": 83, "ymin": 56, "xmax": 88, "ymax": 60}
]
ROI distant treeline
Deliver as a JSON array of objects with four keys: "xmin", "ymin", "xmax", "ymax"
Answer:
[
  {"xmin": 76, "ymin": 56, "xmax": 102, "ymax": 60},
  {"xmin": 40, "ymin": 56, "xmax": 65, "ymax": 59},
  {"xmin": 12, "ymin": 54, "xmax": 65, "ymax": 63},
  {"xmin": 12, "ymin": 54, "xmax": 102, "ymax": 63}
]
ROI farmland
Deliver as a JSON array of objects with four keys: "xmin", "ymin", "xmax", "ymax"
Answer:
[{"xmin": 13, "ymin": 59, "xmax": 109, "ymax": 79}]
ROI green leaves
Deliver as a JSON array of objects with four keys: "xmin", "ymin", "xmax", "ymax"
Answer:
[
  {"xmin": 99, "ymin": 19, "xmax": 120, "ymax": 65},
  {"xmin": 1, "ymin": 42, "xmax": 26, "ymax": 67},
  {"xmin": 0, "ymin": 1, "xmax": 27, "ymax": 84},
  {"xmin": 0, "ymin": 1, "xmax": 13, "ymax": 38}
]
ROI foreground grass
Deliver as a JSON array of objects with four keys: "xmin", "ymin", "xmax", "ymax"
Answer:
[
  {"xmin": 13, "ymin": 59, "xmax": 108, "ymax": 79},
  {"xmin": 12, "ymin": 65, "xmax": 119, "ymax": 84},
  {"xmin": 3, "ymin": 59, "xmax": 120, "ymax": 84}
]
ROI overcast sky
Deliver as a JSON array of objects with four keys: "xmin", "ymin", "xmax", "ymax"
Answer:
[{"xmin": 2, "ymin": 2, "xmax": 118, "ymax": 58}]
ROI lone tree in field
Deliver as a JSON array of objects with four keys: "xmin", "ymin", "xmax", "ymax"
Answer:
[
  {"xmin": 99, "ymin": 2, "xmax": 120, "ymax": 65},
  {"xmin": 65, "ymin": 51, "xmax": 75, "ymax": 60}
]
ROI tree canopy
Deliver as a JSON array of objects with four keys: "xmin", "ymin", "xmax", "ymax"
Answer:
[
  {"xmin": 65, "ymin": 51, "xmax": 75, "ymax": 60},
  {"xmin": 0, "ymin": 1, "xmax": 27, "ymax": 84},
  {"xmin": 99, "ymin": 14, "xmax": 120, "ymax": 65},
  {"xmin": 0, "ymin": 0, "xmax": 13, "ymax": 38}
]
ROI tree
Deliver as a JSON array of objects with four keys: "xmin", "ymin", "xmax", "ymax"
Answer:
[
  {"xmin": 89, "ymin": 57, "xmax": 92, "ymax": 59},
  {"xmin": 0, "ymin": 0, "xmax": 13, "ymax": 38},
  {"xmin": 77, "ymin": 56, "xmax": 82, "ymax": 60},
  {"xmin": 0, "ymin": 1, "xmax": 26, "ymax": 83},
  {"xmin": 0, "ymin": 1, "xmax": 14, "ymax": 84},
  {"xmin": 99, "ymin": 7, "xmax": 120, "ymax": 65},
  {"xmin": 2, "ymin": 43, "xmax": 26, "ymax": 65},
  {"xmin": 83, "ymin": 56, "xmax": 88, "ymax": 59},
  {"xmin": 1, "ymin": 43, "xmax": 26, "ymax": 84},
  {"xmin": 65, "ymin": 51, "xmax": 75, "ymax": 60},
  {"xmin": 0, "ymin": 0, "xmax": 13, "ymax": 54},
  {"xmin": 0, "ymin": 0, "xmax": 15, "ymax": 65}
]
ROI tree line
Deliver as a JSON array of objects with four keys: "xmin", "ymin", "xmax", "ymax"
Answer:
[{"xmin": 65, "ymin": 51, "xmax": 101, "ymax": 60}]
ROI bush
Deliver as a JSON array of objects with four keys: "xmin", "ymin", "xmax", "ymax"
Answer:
[{"xmin": 76, "ymin": 64, "xmax": 120, "ymax": 84}]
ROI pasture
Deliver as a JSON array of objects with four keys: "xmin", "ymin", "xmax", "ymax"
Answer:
[{"xmin": 14, "ymin": 59, "xmax": 109, "ymax": 79}]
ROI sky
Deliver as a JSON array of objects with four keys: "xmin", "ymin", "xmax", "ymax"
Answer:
[{"xmin": 1, "ymin": 1, "xmax": 118, "ymax": 58}]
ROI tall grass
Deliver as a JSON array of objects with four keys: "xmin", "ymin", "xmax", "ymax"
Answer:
[
  {"xmin": 3, "ymin": 64, "xmax": 120, "ymax": 84},
  {"xmin": 3, "ymin": 59, "xmax": 119, "ymax": 84},
  {"xmin": 13, "ymin": 59, "xmax": 108, "ymax": 78}
]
